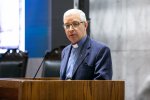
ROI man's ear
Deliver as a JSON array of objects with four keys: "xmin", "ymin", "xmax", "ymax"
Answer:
[{"xmin": 85, "ymin": 21, "xmax": 88, "ymax": 29}]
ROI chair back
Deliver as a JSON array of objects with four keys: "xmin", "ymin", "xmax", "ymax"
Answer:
[
  {"xmin": 41, "ymin": 46, "xmax": 65, "ymax": 77},
  {"xmin": 0, "ymin": 49, "xmax": 28, "ymax": 77}
]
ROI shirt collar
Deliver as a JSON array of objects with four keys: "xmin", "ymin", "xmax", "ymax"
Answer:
[{"xmin": 72, "ymin": 35, "xmax": 87, "ymax": 48}]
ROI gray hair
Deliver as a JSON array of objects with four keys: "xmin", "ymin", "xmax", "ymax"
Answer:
[{"xmin": 63, "ymin": 9, "xmax": 87, "ymax": 22}]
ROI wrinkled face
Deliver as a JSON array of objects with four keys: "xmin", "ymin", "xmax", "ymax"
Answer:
[{"xmin": 63, "ymin": 13, "xmax": 88, "ymax": 44}]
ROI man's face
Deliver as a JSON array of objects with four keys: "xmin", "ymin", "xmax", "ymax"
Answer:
[{"xmin": 63, "ymin": 14, "xmax": 88, "ymax": 44}]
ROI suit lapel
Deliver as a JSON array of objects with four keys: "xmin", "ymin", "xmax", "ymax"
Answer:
[
  {"xmin": 72, "ymin": 37, "xmax": 91, "ymax": 77},
  {"xmin": 61, "ymin": 45, "xmax": 72, "ymax": 77}
]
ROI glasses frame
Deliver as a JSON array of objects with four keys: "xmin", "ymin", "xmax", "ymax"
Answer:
[{"xmin": 63, "ymin": 21, "xmax": 84, "ymax": 29}]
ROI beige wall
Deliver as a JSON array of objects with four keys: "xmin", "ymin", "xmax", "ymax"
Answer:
[{"xmin": 90, "ymin": 0, "xmax": 150, "ymax": 100}]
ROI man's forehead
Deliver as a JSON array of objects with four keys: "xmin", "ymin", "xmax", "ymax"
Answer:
[{"xmin": 64, "ymin": 14, "xmax": 80, "ymax": 21}]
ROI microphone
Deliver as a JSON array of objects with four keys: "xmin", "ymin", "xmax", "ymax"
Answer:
[{"xmin": 33, "ymin": 50, "xmax": 51, "ymax": 79}]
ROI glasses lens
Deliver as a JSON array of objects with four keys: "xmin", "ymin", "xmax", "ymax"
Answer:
[
  {"xmin": 72, "ymin": 22, "xmax": 80, "ymax": 28},
  {"xmin": 64, "ymin": 24, "xmax": 70, "ymax": 29},
  {"xmin": 64, "ymin": 21, "xmax": 83, "ymax": 29}
]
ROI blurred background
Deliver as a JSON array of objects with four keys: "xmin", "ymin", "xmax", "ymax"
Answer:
[{"xmin": 1, "ymin": 0, "xmax": 150, "ymax": 100}]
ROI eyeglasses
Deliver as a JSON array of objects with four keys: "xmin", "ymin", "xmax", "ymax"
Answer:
[{"xmin": 63, "ymin": 21, "xmax": 84, "ymax": 29}]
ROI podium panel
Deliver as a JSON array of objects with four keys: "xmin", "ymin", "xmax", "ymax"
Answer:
[{"xmin": 0, "ymin": 78, "xmax": 124, "ymax": 100}]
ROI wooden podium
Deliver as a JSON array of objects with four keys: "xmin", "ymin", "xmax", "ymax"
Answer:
[{"xmin": 0, "ymin": 78, "xmax": 124, "ymax": 100}]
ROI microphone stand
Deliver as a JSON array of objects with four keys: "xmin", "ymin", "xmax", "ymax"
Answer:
[{"xmin": 33, "ymin": 51, "xmax": 50, "ymax": 79}]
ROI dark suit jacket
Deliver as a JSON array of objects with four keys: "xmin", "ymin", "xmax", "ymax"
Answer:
[{"xmin": 60, "ymin": 36, "xmax": 112, "ymax": 80}]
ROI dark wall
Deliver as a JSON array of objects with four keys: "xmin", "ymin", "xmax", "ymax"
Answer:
[
  {"xmin": 50, "ymin": 0, "xmax": 73, "ymax": 50},
  {"xmin": 79, "ymin": 0, "xmax": 90, "ymax": 35}
]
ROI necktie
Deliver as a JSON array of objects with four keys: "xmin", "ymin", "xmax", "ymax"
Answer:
[{"xmin": 66, "ymin": 48, "xmax": 77, "ymax": 79}]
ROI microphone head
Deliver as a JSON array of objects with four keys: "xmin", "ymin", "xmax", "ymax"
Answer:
[{"xmin": 44, "ymin": 50, "xmax": 51, "ymax": 59}]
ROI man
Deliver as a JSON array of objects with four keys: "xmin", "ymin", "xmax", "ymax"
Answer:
[{"xmin": 60, "ymin": 8, "xmax": 112, "ymax": 80}]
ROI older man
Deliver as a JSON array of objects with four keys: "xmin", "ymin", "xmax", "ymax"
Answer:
[{"xmin": 60, "ymin": 9, "xmax": 113, "ymax": 80}]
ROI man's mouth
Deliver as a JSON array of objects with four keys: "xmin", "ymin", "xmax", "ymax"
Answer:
[
  {"xmin": 70, "ymin": 33, "xmax": 75, "ymax": 36},
  {"xmin": 70, "ymin": 34, "xmax": 74, "ymax": 36}
]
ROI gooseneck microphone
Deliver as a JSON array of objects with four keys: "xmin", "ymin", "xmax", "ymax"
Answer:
[{"xmin": 33, "ymin": 51, "xmax": 51, "ymax": 79}]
